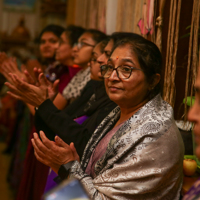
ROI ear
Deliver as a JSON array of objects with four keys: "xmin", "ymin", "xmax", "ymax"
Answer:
[{"xmin": 149, "ymin": 73, "xmax": 161, "ymax": 90}]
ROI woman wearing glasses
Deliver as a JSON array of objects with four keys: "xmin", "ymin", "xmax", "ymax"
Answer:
[
  {"xmin": 32, "ymin": 33, "xmax": 184, "ymax": 199},
  {"xmin": 11, "ymin": 25, "xmax": 85, "ymax": 200},
  {"xmin": 54, "ymin": 29, "xmax": 107, "ymax": 110}
]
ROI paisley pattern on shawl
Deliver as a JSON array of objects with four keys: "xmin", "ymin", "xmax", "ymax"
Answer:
[{"xmin": 70, "ymin": 94, "xmax": 184, "ymax": 200}]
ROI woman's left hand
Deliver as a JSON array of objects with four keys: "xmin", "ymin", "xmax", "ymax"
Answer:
[
  {"xmin": 31, "ymin": 131, "xmax": 77, "ymax": 173},
  {"xmin": 5, "ymin": 72, "xmax": 59, "ymax": 107}
]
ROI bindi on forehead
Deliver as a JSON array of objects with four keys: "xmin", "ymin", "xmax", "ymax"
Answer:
[{"xmin": 108, "ymin": 56, "xmax": 120, "ymax": 63}]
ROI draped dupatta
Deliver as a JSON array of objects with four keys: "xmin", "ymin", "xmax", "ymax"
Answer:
[{"xmin": 70, "ymin": 94, "xmax": 184, "ymax": 199}]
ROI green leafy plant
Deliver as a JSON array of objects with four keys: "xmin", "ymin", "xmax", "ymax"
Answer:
[{"xmin": 180, "ymin": 25, "xmax": 200, "ymax": 39}]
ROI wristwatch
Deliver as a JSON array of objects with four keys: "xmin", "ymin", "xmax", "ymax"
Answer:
[{"xmin": 58, "ymin": 161, "xmax": 75, "ymax": 180}]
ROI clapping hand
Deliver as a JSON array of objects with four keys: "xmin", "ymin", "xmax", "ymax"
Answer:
[
  {"xmin": 0, "ymin": 52, "xmax": 43, "ymax": 86},
  {"xmin": 0, "ymin": 57, "xmax": 27, "ymax": 84},
  {"xmin": 0, "ymin": 52, "xmax": 8, "ymax": 65},
  {"xmin": 5, "ymin": 72, "xmax": 59, "ymax": 107},
  {"xmin": 31, "ymin": 131, "xmax": 79, "ymax": 174}
]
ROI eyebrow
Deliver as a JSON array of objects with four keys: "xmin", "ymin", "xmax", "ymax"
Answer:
[
  {"xmin": 121, "ymin": 58, "xmax": 136, "ymax": 65},
  {"xmin": 92, "ymin": 52, "xmax": 98, "ymax": 56},
  {"xmin": 108, "ymin": 57, "xmax": 136, "ymax": 66}
]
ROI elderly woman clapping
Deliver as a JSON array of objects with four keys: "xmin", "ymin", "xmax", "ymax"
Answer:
[{"xmin": 32, "ymin": 33, "xmax": 184, "ymax": 200}]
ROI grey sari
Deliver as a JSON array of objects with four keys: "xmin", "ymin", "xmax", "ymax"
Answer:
[{"xmin": 70, "ymin": 94, "xmax": 184, "ymax": 200}]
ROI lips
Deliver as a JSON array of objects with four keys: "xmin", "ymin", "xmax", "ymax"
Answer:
[{"xmin": 108, "ymin": 85, "xmax": 123, "ymax": 92}]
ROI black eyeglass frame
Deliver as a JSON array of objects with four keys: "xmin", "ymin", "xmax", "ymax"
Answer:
[{"xmin": 100, "ymin": 64, "xmax": 143, "ymax": 79}]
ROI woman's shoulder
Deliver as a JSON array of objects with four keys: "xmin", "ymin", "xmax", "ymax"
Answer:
[
  {"xmin": 134, "ymin": 94, "xmax": 173, "ymax": 121},
  {"xmin": 126, "ymin": 94, "xmax": 179, "ymax": 139},
  {"xmin": 146, "ymin": 94, "xmax": 173, "ymax": 114}
]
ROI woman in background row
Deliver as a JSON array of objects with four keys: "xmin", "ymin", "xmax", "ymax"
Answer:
[
  {"xmin": 0, "ymin": 24, "xmax": 85, "ymax": 199},
  {"xmin": 53, "ymin": 29, "xmax": 107, "ymax": 110},
  {"xmin": 14, "ymin": 25, "xmax": 86, "ymax": 200},
  {"xmin": 7, "ymin": 28, "xmax": 106, "ymax": 200},
  {"xmin": 31, "ymin": 33, "xmax": 184, "ymax": 199},
  {"xmin": 0, "ymin": 24, "xmax": 66, "ymax": 195}
]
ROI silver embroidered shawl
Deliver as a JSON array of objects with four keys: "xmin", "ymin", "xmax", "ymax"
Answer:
[{"xmin": 70, "ymin": 94, "xmax": 184, "ymax": 200}]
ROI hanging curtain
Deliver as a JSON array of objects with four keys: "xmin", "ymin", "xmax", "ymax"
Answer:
[
  {"xmin": 66, "ymin": 0, "xmax": 77, "ymax": 25},
  {"xmin": 155, "ymin": 0, "xmax": 166, "ymax": 51},
  {"xmin": 183, "ymin": 0, "xmax": 200, "ymax": 120},
  {"xmin": 138, "ymin": 0, "xmax": 155, "ymax": 38},
  {"xmin": 116, "ymin": 0, "xmax": 144, "ymax": 34},
  {"xmin": 74, "ymin": 0, "xmax": 106, "ymax": 31},
  {"xmin": 97, "ymin": 0, "xmax": 107, "ymax": 32},
  {"xmin": 74, "ymin": 0, "xmax": 88, "ymax": 28},
  {"xmin": 163, "ymin": 0, "xmax": 182, "ymax": 107}
]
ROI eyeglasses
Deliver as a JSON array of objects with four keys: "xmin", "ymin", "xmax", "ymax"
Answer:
[
  {"xmin": 100, "ymin": 64, "xmax": 142, "ymax": 79},
  {"xmin": 73, "ymin": 42, "xmax": 95, "ymax": 50}
]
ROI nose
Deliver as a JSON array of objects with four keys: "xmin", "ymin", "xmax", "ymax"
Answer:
[
  {"xmin": 97, "ymin": 54, "xmax": 106, "ymax": 65},
  {"xmin": 108, "ymin": 68, "xmax": 119, "ymax": 81},
  {"xmin": 188, "ymin": 103, "xmax": 198, "ymax": 123},
  {"xmin": 73, "ymin": 45, "xmax": 78, "ymax": 52}
]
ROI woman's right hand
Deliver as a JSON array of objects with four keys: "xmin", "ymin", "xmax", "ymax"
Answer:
[{"xmin": 31, "ymin": 131, "xmax": 77, "ymax": 174}]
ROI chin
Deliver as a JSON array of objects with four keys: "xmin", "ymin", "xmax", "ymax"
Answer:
[
  {"xmin": 108, "ymin": 94, "xmax": 122, "ymax": 104},
  {"xmin": 73, "ymin": 58, "xmax": 79, "ymax": 64}
]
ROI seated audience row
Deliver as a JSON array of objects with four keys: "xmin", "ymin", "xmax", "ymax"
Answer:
[{"xmin": 0, "ymin": 25, "xmax": 190, "ymax": 200}]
